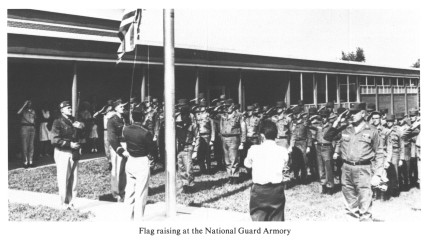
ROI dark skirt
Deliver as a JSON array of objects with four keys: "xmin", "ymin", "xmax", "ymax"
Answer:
[{"xmin": 250, "ymin": 183, "xmax": 286, "ymax": 221}]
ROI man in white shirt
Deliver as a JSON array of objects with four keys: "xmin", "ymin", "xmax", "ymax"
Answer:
[{"xmin": 244, "ymin": 120, "xmax": 289, "ymax": 221}]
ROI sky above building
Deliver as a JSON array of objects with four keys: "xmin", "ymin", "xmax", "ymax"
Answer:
[{"xmin": 45, "ymin": 9, "xmax": 420, "ymax": 68}]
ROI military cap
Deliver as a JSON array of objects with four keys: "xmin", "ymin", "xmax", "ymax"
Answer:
[
  {"xmin": 379, "ymin": 108, "xmax": 388, "ymax": 115},
  {"xmin": 308, "ymin": 107, "xmax": 318, "ymax": 116},
  {"xmin": 326, "ymin": 101, "xmax": 334, "ymax": 109},
  {"xmin": 198, "ymin": 93, "xmax": 206, "ymax": 99},
  {"xmin": 319, "ymin": 109, "xmax": 330, "ymax": 118},
  {"xmin": 337, "ymin": 107, "xmax": 347, "ymax": 115},
  {"xmin": 219, "ymin": 94, "xmax": 226, "ymax": 100},
  {"xmin": 176, "ymin": 98, "xmax": 189, "ymax": 106},
  {"xmin": 395, "ymin": 113, "xmax": 405, "ymax": 120},
  {"xmin": 409, "ymin": 109, "xmax": 419, "ymax": 116},
  {"xmin": 246, "ymin": 105, "xmax": 254, "ymax": 111},
  {"xmin": 276, "ymin": 101, "xmax": 286, "ymax": 108},
  {"xmin": 59, "ymin": 101, "xmax": 71, "ymax": 109},
  {"xmin": 199, "ymin": 100, "xmax": 207, "ymax": 107},
  {"xmin": 366, "ymin": 103, "xmax": 376, "ymax": 112},
  {"xmin": 262, "ymin": 106, "xmax": 269, "ymax": 112},
  {"xmin": 112, "ymin": 99, "xmax": 126, "ymax": 109},
  {"xmin": 132, "ymin": 104, "xmax": 145, "ymax": 113},
  {"xmin": 107, "ymin": 99, "xmax": 114, "ymax": 106},
  {"xmin": 130, "ymin": 97, "xmax": 138, "ymax": 103},
  {"xmin": 386, "ymin": 114, "xmax": 395, "ymax": 121},
  {"xmin": 349, "ymin": 102, "xmax": 366, "ymax": 113},
  {"xmin": 144, "ymin": 96, "xmax": 152, "ymax": 102},
  {"xmin": 253, "ymin": 103, "xmax": 260, "ymax": 109},
  {"xmin": 152, "ymin": 98, "xmax": 159, "ymax": 103},
  {"xmin": 224, "ymin": 98, "xmax": 234, "ymax": 106},
  {"xmin": 293, "ymin": 106, "xmax": 302, "ymax": 115}
]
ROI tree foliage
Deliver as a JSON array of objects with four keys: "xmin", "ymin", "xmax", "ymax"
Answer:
[
  {"xmin": 412, "ymin": 59, "xmax": 420, "ymax": 68},
  {"xmin": 341, "ymin": 47, "xmax": 366, "ymax": 62}
]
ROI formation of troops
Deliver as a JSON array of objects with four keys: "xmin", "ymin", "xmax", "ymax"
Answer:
[{"xmin": 97, "ymin": 93, "xmax": 420, "ymax": 200}]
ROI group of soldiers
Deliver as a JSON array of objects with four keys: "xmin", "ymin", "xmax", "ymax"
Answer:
[{"xmin": 100, "ymin": 93, "xmax": 420, "ymax": 198}]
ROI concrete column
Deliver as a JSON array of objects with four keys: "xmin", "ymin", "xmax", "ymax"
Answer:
[
  {"xmin": 356, "ymin": 76, "xmax": 361, "ymax": 102},
  {"xmin": 195, "ymin": 68, "xmax": 199, "ymax": 104},
  {"xmin": 300, "ymin": 73, "xmax": 303, "ymax": 101},
  {"xmin": 141, "ymin": 68, "xmax": 146, "ymax": 101},
  {"xmin": 313, "ymin": 73, "xmax": 317, "ymax": 106},
  {"xmin": 286, "ymin": 75, "xmax": 291, "ymax": 106},
  {"xmin": 238, "ymin": 70, "xmax": 243, "ymax": 111},
  {"xmin": 390, "ymin": 78, "xmax": 394, "ymax": 114},
  {"xmin": 72, "ymin": 62, "xmax": 78, "ymax": 117},
  {"xmin": 336, "ymin": 75, "xmax": 341, "ymax": 106},
  {"xmin": 346, "ymin": 75, "xmax": 350, "ymax": 104},
  {"xmin": 325, "ymin": 74, "xmax": 328, "ymax": 103}
]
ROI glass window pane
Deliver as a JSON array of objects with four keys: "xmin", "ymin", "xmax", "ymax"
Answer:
[
  {"xmin": 375, "ymin": 78, "xmax": 382, "ymax": 86},
  {"xmin": 367, "ymin": 76, "xmax": 375, "ymax": 85},
  {"xmin": 384, "ymin": 78, "xmax": 390, "ymax": 86},
  {"xmin": 302, "ymin": 73, "xmax": 314, "ymax": 104},
  {"xmin": 317, "ymin": 74, "xmax": 326, "ymax": 103},
  {"xmin": 327, "ymin": 75, "xmax": 337, "ymax": 103},
  {"xmin": 391, "ymin": 78, "xmax": 397, "ymax": 86}
]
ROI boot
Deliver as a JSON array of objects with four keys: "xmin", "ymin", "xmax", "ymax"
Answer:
[{"xmin": 321, "ymin": 185, "xmax": 327, "ymax": 194}]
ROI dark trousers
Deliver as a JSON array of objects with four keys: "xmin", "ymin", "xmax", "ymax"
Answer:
[
  {"xmin": 250, "ymin": 183, "xmax": 285, "ymax": 221},
  {"xmin": 222, "ymin": 136, "xmax": 240, "ymax": 177},
  {"xmin": 197, "ymin": 135, "xmax": 211, "ymax": 172},
  {"xmin": 316, "ymin": 145, "xmax": 334, "ymax": 188},
  {"xmin": 292, "ymin": 141, "xmax": 309, "ymax": 181}
]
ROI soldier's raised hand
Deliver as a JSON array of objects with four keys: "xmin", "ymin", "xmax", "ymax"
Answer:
[
  {"xmin": 238, "ymin": 143, "xmax": 244, "ymax": 150},
  {"xmin": 333, "ymin": 152, "xmax": 339, "ymax": 160}
]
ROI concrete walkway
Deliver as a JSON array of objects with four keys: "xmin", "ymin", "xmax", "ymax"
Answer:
[{"xmin": 8, "ymin": 189, "xmax": 251, "ymax": 222}]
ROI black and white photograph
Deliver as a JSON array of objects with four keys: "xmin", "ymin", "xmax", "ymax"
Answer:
[{"xmin": 4, "ymin": 1, "xmax": 424, "ymax": 240}]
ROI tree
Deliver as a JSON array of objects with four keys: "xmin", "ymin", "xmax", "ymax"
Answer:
[
  {"xmin": 341, "ymin": 47, "xmax": 366, "ymax": 62},
  {"xmin": 412, "ymin": 59, "xmax": 420, "ymax": 68}
]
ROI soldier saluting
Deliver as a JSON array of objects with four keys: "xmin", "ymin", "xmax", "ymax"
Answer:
[
  {"xmin": 194, "ymin": 99, "xmax": 215, "ymax": 174},
  {"xmin": 219, "ymin": 99, "xmax": 246, "ymax": 184},
  {"xmin": 324, "ymin": 102, "xmax": 384, "ymax": 221}
]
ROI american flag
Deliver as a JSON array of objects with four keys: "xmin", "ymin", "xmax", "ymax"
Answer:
[{"xmin": 117, "ymin": 9, "xmax": 142, "ymax": 63}]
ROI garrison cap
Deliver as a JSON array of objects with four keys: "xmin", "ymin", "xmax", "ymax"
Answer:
[
  {"xmin": 349, "ymin": 102, "xmax": 366, "ymax": 113},
  {"xmin": 59, "ymin": 101, "xmax": 71, "ymax": 109},
  {"xmin": 409, "ymin": 109, "xmax": 419, "ymax": 116},
  {"xmin": 246, "ymin": 105, "xmax": 254, "ymax": 111},
  {"xmin": 395, "ymin": 113, "xmax": 405, "ymax": 120},
  {"xmin": 386, "ymin": 114, "xmax": 395, "ymax": 121},
  {"xmin": 276, "ymin": 101, "xmax": 286, "ymax": 108},
  {"xmin": 293, "ymin": 106, "xmax": 302, "ymax": 115},
  {"xmin": 366, "ymin": 103, "xmax": 376, "ymax": 112}
]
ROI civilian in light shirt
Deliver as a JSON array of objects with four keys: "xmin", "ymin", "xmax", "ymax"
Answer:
[{"xmin": 244, "ymin": 120, "xmax": 289, "ymax": 221}]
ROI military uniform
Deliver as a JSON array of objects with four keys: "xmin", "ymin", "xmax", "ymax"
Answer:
[
  {"xmin": 195, "ymin": 101, "xmax": 215, "ymax": 173},
  {"xmin": 382, "ymin": 114, "xmax": 404, "ymax": 196},
  {"xmin": 401, "ymin": 110, "xmax": 420, "ymax": 189},
  {"xmin": 175, "ymin": 99, "xmax": 199, "ymax": 191},
  {"xmin": 313, "ymin": 110, "xmax": 336, "ymax": 193},
  {"xmin": 107, "ymin": 107, "xmax": 128, "ymax": 201},
  {"xmin": 324, "ymin": 102, "xmax": 384, "ymax": 221},
  {"xmin": 143, "ymin": 98, "xmax": 160, "ymax": 168},
  {"xmin": 270, "ymin": 102, "xmax": 292, "ymax": 149},
  {"xmin": 290, "ymin": 107, "xmax": 313, "ymax": 182},
  {"xmin": 242, "ymin": 105, "xmax": 261, "ymax": 163},
  {"xmin": 396, "ymin": 114, "xmax": 412, "ymax": 190},
  {"xmin": 219, "ymin": 99, "xmax": 246, "ymax": 180}
]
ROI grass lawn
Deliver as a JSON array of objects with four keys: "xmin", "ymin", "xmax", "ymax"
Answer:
[
  {"xmin": 8, "ymin": 202, "xmax": 94, "ymax": 221},
  {"xmin": 9, "ymin": 158, "xmax": 421, "ymax": 221}
]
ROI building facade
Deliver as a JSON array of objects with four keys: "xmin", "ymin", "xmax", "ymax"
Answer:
[{"xmin": 8, "ymin": 9, "xmax": 420, "ymax": 158}]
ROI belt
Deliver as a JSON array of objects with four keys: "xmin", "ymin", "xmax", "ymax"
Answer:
[
  {"xmin": 21, "ymin": 123, "xmax": 35, "ymax": 127},
  {"xmin": 317, "ymin": 143, "xmax": 332, "ymax": 147},
  {"xmin": 343, "ymin": 159, "xmax": 371, "ymax": 166},
  {"xmin": 221, "ymin": 134, "xmax": 239, "ymax": 137},
  {"xmin": 200, "ymin": 133, "xmax": 211, "ymax": 136},
  {"xmin": 277, "ymin": 136, "xmax": 288, "ymax": 139}
]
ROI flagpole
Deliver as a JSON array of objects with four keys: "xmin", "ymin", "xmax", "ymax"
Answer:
[{"xmin": 163, "ymin": 9, "xmax": 176, "ymax": 217}]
